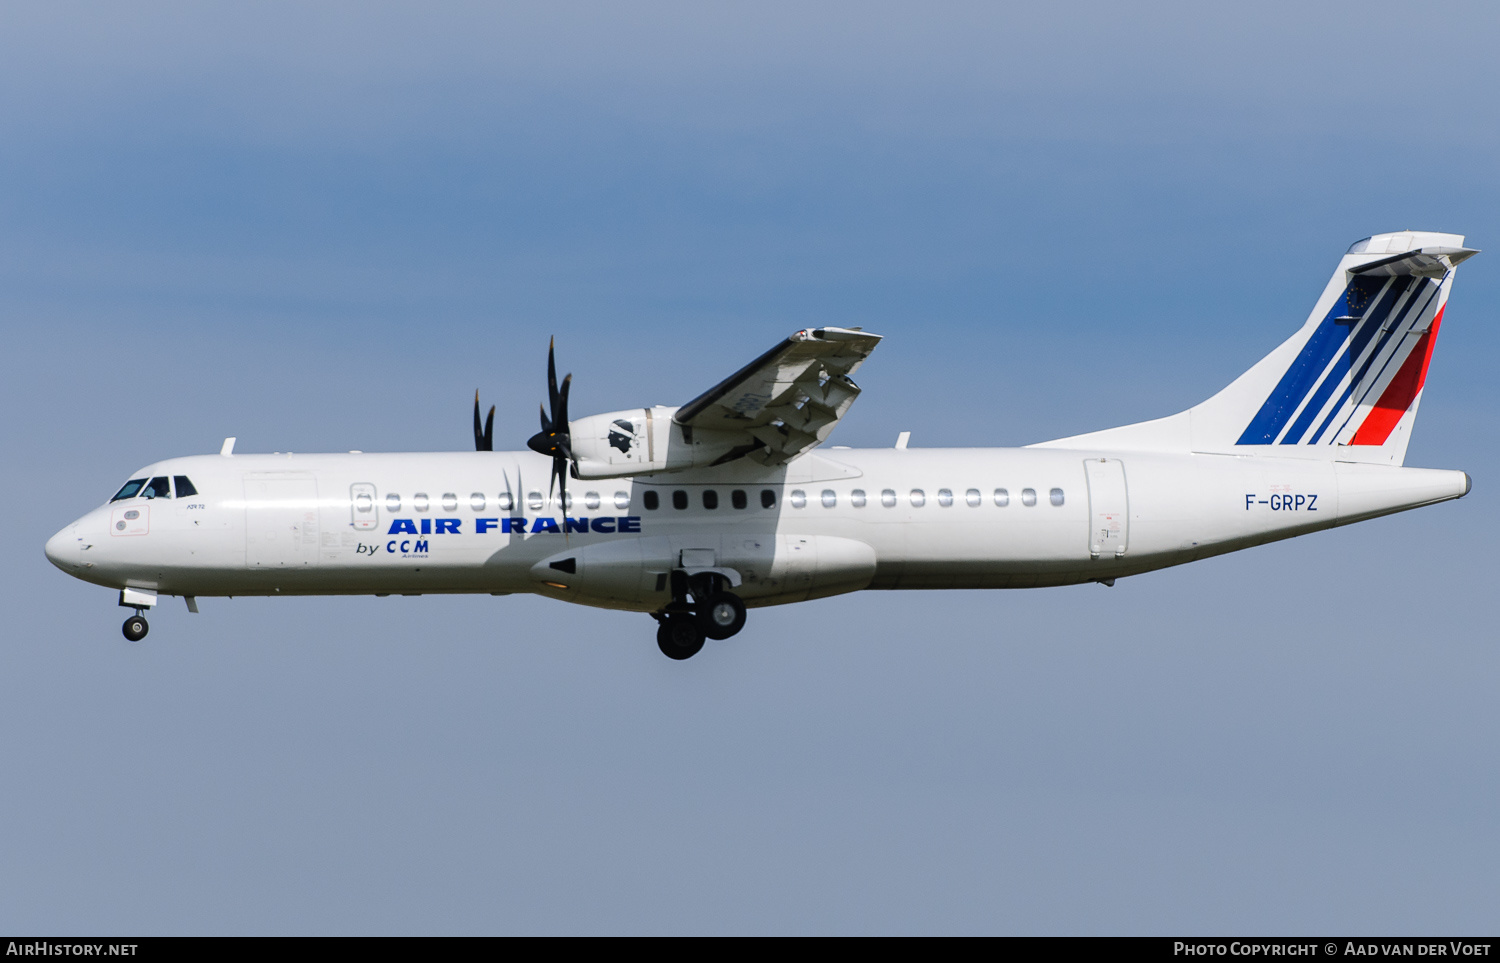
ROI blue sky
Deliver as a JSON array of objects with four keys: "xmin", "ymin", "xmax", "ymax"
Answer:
[{"xmin": 4, "ymin": 2, "xmax": 1498, "ymax": 934}]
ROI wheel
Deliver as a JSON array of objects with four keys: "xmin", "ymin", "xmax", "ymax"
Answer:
[
  {"xmin": 696, "ymin": 591, "xmax": 746, "ymax": 640},
  {"xmin": 656, "ymin": 615, "xmax": 705, "ymax": 660},
  {"xmin": 122, "ymin": 615, "xmax": 149, "ymax": 642}
]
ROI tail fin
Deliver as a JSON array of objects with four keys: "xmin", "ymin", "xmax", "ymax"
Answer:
[{"xmin": 1034, "ymin": 231, "xmax": 1477, "ymax": 465}]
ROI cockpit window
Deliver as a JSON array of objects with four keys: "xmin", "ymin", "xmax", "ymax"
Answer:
[
  {"xmin": 111, "ymin": 478, "xmax": 148, "ymax": 502},
  {"xmin": 173, "ymin": 476, "xmax": 199, "ymax": 498},
  {"xmin": 141, "ymin": 477, "xmax": 172, "ymax": 499}
]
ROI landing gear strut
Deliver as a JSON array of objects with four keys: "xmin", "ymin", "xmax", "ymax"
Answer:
[{"xmin": 122, "ymin": 612, "xmax": 149, "ymax": 642}]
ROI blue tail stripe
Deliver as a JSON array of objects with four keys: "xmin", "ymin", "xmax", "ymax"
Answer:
[
  {"xmin": 1324, "ymin": 278, "xmax": 1439, "ymax": 443},
  {"xmin": 1309, "ymin": 278, "xmax": 1431, "ymax": 444},
  {"xmin": 1283, "ymin": 278, "xmax": 1410, "ymax": 444},
  {"xmin": 1235, "ymin": 284, "xmax": 1369, "ymax": 445}
]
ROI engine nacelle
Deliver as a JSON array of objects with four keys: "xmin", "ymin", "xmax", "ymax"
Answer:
[{"xmin": 569, "ymin": 406, "xmax": 747, "ymax": 479}]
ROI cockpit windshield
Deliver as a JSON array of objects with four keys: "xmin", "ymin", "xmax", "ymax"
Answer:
[
  {"xmin": 111, "ymin": 475, "xmax": 200, "ymax": 501},
  {"xmin": 111, "ymin": 478, "xmax": 148, "ymax": 502}
]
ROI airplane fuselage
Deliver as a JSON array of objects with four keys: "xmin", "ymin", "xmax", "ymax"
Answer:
[{"xmin": 46, "ymin": 446, "xmax": 1469, "ymax": 612}]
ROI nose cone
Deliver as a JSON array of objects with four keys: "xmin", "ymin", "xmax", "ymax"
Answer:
[{"xmin": 45, "ymin": 523, "xmax": 78, "ymax": 571}]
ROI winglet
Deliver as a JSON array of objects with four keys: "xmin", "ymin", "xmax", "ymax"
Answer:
[{"xmin": 220, "ymin": 437, "xmax": 236, "ymax": 456}]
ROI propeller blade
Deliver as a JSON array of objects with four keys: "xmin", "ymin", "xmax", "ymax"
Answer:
[
  {"xmin": 554, "ymin": 456, "xmax": 568, "ymax": 516},
  {"xmin": 528, "ymin": 337, "xmax": 576, "ymax": 514},
  {"xmin": 473, "ymin": 391, "xmax": 495, "ymax": 451},
  {"xmin": 547, "ymin": 337, "xmax": 560, "ymax": 418}
]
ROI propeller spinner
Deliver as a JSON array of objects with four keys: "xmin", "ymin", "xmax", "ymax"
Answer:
[{"xmin": 526, "ymin": 337, "xmax": 573, "ymax": 508}]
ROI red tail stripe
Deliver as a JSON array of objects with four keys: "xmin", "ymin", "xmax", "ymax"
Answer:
[{"xmin": 1348, "ymin": 304, "xmax": 1445, "ymax": 447}]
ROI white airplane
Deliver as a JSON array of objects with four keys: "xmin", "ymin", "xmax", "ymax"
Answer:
[{"xmin": 46, "ymin": 231, "xmax": 1476, "ymax": 659}]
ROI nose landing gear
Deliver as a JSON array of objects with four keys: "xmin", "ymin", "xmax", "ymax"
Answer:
[
  {"xmin": 117, "ymin": 588, "xmax": 157, "ymax": 642},
  {"xmin": 122, "ymin": 613, "xmax": 149, "ymax": 642}
]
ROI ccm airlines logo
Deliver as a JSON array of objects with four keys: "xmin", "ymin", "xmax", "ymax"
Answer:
[{"xmin": 378, "ymin": 515, "xmax": 643, "ymax": 557}]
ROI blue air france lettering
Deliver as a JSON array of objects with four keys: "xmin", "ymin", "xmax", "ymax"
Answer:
[
  {"xmin": 383, "ymin": 516, "xmax": 643, "ymax": 554},
  {"xmin": 45, "ymin": 231, "xmax": 1476, "ymax": 659}
]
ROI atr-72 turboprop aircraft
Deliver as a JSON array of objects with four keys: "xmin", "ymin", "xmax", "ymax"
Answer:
[{"xmin": 46, "ymin": 231, "xmax": 1476, "ymax": 659}]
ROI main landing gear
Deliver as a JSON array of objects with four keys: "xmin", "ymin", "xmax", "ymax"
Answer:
[
  {"xmin": 656, "ymin": 615, "xmax": 704, "ymax": 660},
  {"xmin": 652, "ymin": 574, "xmax": 748, "ymax": 660}
]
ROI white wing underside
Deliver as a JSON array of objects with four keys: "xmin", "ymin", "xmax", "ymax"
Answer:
[{"xmin": 675, "ymin": 327, "xmax": 882, "ymax": 466}]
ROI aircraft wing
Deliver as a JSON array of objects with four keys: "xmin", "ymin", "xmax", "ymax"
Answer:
[{"xmin": 675, "ymin": 327, "xmax": 882, "ymax": 465}]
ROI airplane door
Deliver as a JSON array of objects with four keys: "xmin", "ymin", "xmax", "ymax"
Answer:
[
  {"xmin": 1084, "ymin": 458, "xmax": 1128, "ymax": 558},
  {"xmin": 244, "ymin": 473, "xmax": 320, "ymax": 569},
  {"xmin": 350, "ymin": 483, "xmax": 379, "ymax": 531}
]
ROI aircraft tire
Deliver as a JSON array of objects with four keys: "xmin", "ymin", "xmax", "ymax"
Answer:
[
  {"xmin": 697, "ymin": 592, "xmax": 746, "ymax": 640},
  {"xmin": 657, "ymin": 616, "xmax": 705, "ymax": 660},
  {"xmin": 122, "ymin": 615, "xmax": 149, "ymax": 642}
]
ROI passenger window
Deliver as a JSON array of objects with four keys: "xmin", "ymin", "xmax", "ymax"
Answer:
[
  {"xmin": 851, "ymin": 489, "xmax": 866, "ymax": 508},
  {"xmin": 173, "ymin": 476, "xmax": 199, "ymax": 498},
  {"xmin": 910, "ymin": 489, "xmax": 926, "ymax": 507},
  {"xmin": 965, "ymin": 488, "xmax": 980, "ymax": 507},
  {"xmin": 562, "ymin": 491, "xmax": 573, "ymax": 511},
  {"xmin": 414, "ymin": 493, "xmax": 430, "ymax": 512},
  {"xmin": 141, "ymin": 476, "xmax": 171, "ymax": 499},
  {"xmin": 703, "ymin": 490, "xmax": 718, "ymax": 510},
  {"xmin": 761, "ymin": 489, "xmax": 777, "ymax": 509},
  {"xmin": 614, "ymin": 491, "xmax": 630, "ymax": 510},
  {"xmin": 821, "ymin": 489, "xmax": 837, "ymax": 508},
  {"xmin": 497, "ymin": 492, "xmax": 514, "ymax": 511},
  {"xmin": 644, "ymin": 490, "xmax": 660, "ymax": 510},
  {"xmin": 387, "ymin": 493, "xmax": 402, "ymax": 511},
  {"xmin": 441, "ymin": 493, "xmax": 458, "ymax": 512},
  {"xmin": 585, "ymin": 491, "xmax": 601, "ymax": 510},
  {"xmin": 527, "ymin": 491, "xmax": 543, "ymax": 511},
  {"xmin": 111, "ymin": 478, "xmax": 148, "ymax": 502},
  {"xmin": 731, "ymin": 489, "xmax": 747, "ymax": 510},
  {"xmin": 938, "ymin": 488, "xmax": 954, "ymax": 507},
  {"xmin": 790, "ymin": 490, "xmax": 807, "ymax": 508},
  {"xmin": 471, "ymin": 493, "xmax": 486, "ymax": 511},
  {"xmin": 672, "ymin": 490, "xmax": 688, "ymax": 510},
  {"xmin": 994, "ymin": 488, "xmax": 1009, "ymax": 507},
  {"xmin": 1022, "ymin": 488, "xmax": 1037, "ymax": 507},
  {"xmin": 1050, "ymin": 488, "xmax": 1065, "ymax": 506},
  {"xmin": 881, "ymin": 489, "xmax": 896, "ymax": 507}
]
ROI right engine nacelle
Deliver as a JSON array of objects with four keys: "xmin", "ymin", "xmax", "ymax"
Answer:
[{"xmin": 568, "ymin": 406, "xmax": 747, "ymax": 479}]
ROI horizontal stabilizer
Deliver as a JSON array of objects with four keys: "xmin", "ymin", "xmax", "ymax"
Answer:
[{"xmin": 1351, "ymin": 246, "xmax": 1478, "ymax": 278}]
